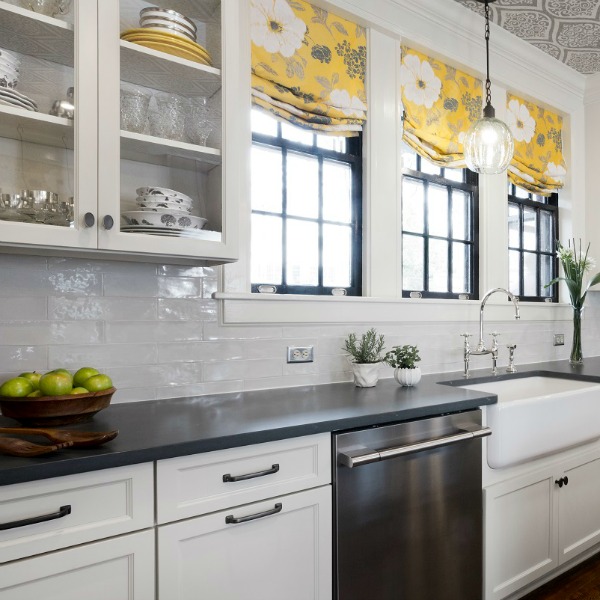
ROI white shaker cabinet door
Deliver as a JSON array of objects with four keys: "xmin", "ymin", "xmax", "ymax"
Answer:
[
  {"xmin": 0, "ymin": 529, "xmax": 155, "ymax": 600},
  {"xmin": 158, "ymin": 485, "xmax": 332, "ymax": 600}
]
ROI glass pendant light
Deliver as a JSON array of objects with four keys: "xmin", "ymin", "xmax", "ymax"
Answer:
[{"xmin": 464, "ymin": 0, "xmax": 514, "ymax": 174}]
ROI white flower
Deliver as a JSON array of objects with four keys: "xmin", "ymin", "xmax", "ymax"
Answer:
[
  {"xmin": 250, "ymin": 0, "xmax": 306, "ymax": 58},
  {"xmin": 545, "ymin": 162, "xmax": 566, "ymax": 182},
  {"xmin": 329, "ymin": 89, "xmax": 367, "ymax": 117},
  {"xmin": 506, "ymin": 99, "xmax": 536, "ymax": 143},
  {"xmin": 584, "ymin": 256, "xmax": 596, "ymax": 272},
  {"xmin": 400, "ymin": 54, "xmax": 442, "ymax": 109}
]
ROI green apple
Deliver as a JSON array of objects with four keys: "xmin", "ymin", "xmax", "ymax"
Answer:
[
  {"xmin": 73, "ymin": 367, "xmax": 100, "ymax": 388},
  {"xmin": 70, "ymin": 387, "xmax": 89, "ymax": 395},
  {"xmin": 0, "ymin": 377, "xmax": 35, "ymax": 397},
  {"xmin": 39, "ymin": 372, "xmax": 73, "ymax": 396},
  {"xmin": 18, "ymin": 371, "xmax": 41, "ymax": 390},
  {"xmin": 27, "ymin": 390, "xmax": 42, "ymax": 397},
  {"xmin": 83, "ymin": 374, "xmax": 113, "ymax": 392}
]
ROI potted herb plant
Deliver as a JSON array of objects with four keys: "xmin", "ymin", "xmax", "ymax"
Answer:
[
  {"xmin": 342, "ymin": 328, "xmax": 385, "ymax": 387},
  {"xmin": 385, "ymin": 344, "xmax": 422, "ymax": 387}
]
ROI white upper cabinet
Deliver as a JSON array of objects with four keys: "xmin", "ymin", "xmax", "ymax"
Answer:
[{"xmin": 0, "ymin": 0, "xmax": 240, "ymax": 264}]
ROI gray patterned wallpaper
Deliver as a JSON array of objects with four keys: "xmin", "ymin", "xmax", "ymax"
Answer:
[{"xmin": 455, "ymin": 0, "xmax": 600, "ymax": 74}]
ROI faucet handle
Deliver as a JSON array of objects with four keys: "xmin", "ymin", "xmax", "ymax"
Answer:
[
  {"xmin": 460, "ymin": 332, "xmax": 472, "ymax": 338},
  {"xmin": 490, "ymin": 331, "xmax": 500, "ymax": 350},
  {"xmin": 460, "ymin": 332, "xmax": 471, "ymax": 350},
  {"xmin": 506, "ymin": 343, "xmax": 517, "ymax": 373}
]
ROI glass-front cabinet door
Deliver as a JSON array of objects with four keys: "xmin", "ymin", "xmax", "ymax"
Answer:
[
  {"xmin": 0, "ymin": 0, "xmax": 98, "ymax": 249},
  {"xmin": 97, "ymin": 0, "xmax": 239, "ymax": 262}
]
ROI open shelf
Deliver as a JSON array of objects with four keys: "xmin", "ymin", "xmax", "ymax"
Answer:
[
  {"xmin": 0, "ymin": 103, "xmax": 72, "ymax": 146},
  {"xmin": 120, "ymin": 40, "xmax": 220, "ymax": 97},
  {"xmin": 0, "ymin": 1, "xmax": 74, "ymax": 67}
]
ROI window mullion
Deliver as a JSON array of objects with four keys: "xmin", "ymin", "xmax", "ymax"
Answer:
[{"xmin": 282, "ymin": 147, "xmax": 288, "ymax": 288}]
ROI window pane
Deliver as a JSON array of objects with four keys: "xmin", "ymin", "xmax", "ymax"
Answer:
[
  {"xmin": 514, "ymin": 185, "xmax": 529, "ymax": 199},
  {"xmin": 251, "ymin": 146, "xmax": 282, "ymax": 213},
  {"xmin": 281, "ymin": 122, "xmax": 313, "ymax": 146},
  {"xmin": 533, "ymin": 194, "xmax": 547, "ymax": 204},
  {"xmin": 541, "ymin": 254, "xmax": 553, "ymax": 297},
  {"xmin": 540, "ymin": 211, "xmax": 553, "ymax": 253},
  {"xmin": 523, "ymin": 207, "xmax": 537, "ymax": 251},
  {"xmin": 323, "ymin": 224, "xmax": 351, "ymax": 287},
  {"xmin": 421, "ymin": 155, "xmax": 440, "ymax": 176},
  {"xmin": 251, "ymin": 214, "xmax": 282, "ymax": 284},
  {"xmin": 428, "ymin": 184, "xmax": 448, "ymax": 238},
  {"xmin": 452, "ymin": 190, "xmax": 470, "ymax": 240},
  {"xmin": 508, "ymin": 203, "xmax": 520, "ymax": 247},
  {"xmin": 429, "ymin": 239, "xmax": 449, "ymax": 292},
  {"xmin": 402, "ymin": 178, "xmax": 425, "ymax": 233},
  {"xmin": 509, "ymin": 249, "xmax": 520, "ymax": 296},
  {"xmin": 323, "ymin": 160, "xmax": 351, "ymax": 223},
  {"xmin": 401, "ymin": 143, "xmax": 417, "ymax": 170},
  {"xmin": 403, "ymin": 235, "xmax": 424, "ymax": 290},
  {"xmin": 444, "ymin": 167, "xmax": 464, "ymax": 183},
  {"xmin": 452, "ymin": 242, "xmax": 470, "ymax": 294},
  {"xmin": 251, "ymin": 109, "xmax": 278, "ymax": 136},
  {"xmin": 523, "ymin": 252, "xmax": 537, "ymax": 296},
  {"xmin": 317, "ymin": 134, "xmax": 346, "ymax": 152},
  {"xmin": 286, "ymin": 219, "xmax": 318, "ymax": 285},
  {"xmin": 287, "ymin": 153, "xmax": 318, "ymax": 218}
]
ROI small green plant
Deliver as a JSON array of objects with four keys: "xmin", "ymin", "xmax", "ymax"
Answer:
[
  {"xmin": 342, "ymin": 328, "xmax": 385, "ymax": 364},
  {"xmin": 385, "ymin": 345, "xmax": 421, "ymax": 369}
]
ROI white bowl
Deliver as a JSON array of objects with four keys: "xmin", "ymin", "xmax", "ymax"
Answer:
[
  {"xmin": 135, "ymin": 187, "xmax": 194, "ymax": 204},
  {"xmin": 121, "ymin": 210, "xmax": 206, "ymax": 229},
  {"xmin": 139, "ymin": 7, "xmax": 196, "ymax": 33},
  {"xmin": 136, "ymin": 200, "xmax": 192, "ymax": 213}
]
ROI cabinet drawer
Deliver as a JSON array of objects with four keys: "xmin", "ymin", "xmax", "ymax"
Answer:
[
  {"xmin": 0, "ymin": 463, "xmax": 154, "ymax": 563},
  {"xmin": 156, "ymin": 433, "xmax": 331, "ymax": 523}
]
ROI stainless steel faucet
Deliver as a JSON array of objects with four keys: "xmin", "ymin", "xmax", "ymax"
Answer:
[{"xmin": 462, "ymin": 288, "xmax": 520, "ymax": 378}]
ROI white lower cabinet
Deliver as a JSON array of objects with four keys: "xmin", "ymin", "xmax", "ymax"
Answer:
[
  {"xmin": 158, "ymin": 485, "xmax": 332, "ymax": 600},
  {"xmin": 0, "ymin": 529, "xmax": 155, "ymax": 600},
  {"xmin": 484, "ymin": 448, "xmax": 600, "ymax": 599}
]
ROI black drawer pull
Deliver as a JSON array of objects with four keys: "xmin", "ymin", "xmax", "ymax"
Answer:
[
  {"xmin": 225, "ymin": 503, "xmax": 282, "ymax": 525},
  {"xmin": 0, "ymin": 505, "xmax": 71, "ymax": 531},
  {"xmin": 223, "ymin": 464, "xmax": 279, "ymax": 482}
]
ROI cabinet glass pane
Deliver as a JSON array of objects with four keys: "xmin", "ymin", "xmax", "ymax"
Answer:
[
  {"xmin": 523, "ymin": 207, "xmax": 537, "ymax": 251},
  {"xmin": 251, "ymin": 214, "xmax": 282, "ymax": 284},
  {"xmin": 251, "ymin": 145, "xmax": 282, "ymax": 213},
  {"xmin": 402, "ymin": 235, "xmax": 423, "ymax": 290},
  {"xmin": 286, "ymin": 219, "xmax": 318, "ymax": 286},
  {"xmin": 428, "ymin": 238, "xmax": 448, "ymax": 293},
  {"xmin": 402, "ymin": 178, "xmax": 424, "ymax": 233},
  {"xmin": 323, "ymin": 160, "xmax": 351, "ymax": 223},
  {"xmin": 323, "ymin": 223, "xmax": 351, "ymax": 287},
  {"xmin": 524, "ymin": 252, "xmax": 537, "ymax": 296},
  {"xmin": 452, "ymin": 242, "xmax": 470, "ymax": 294},
  {"xmin": 287, "ymin": 152, "xmax": 318, "ymax": 219},
  {"xmin": 428, "ymin": 184, "xmax": 448, "ymax": 238}
]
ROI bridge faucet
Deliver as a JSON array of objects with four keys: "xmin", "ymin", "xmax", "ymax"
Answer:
[{"xmin": 476, "ymin": 287, "xmax": 520, "ymax": 353}]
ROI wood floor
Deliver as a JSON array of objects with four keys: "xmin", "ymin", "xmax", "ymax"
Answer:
[{"xmin": 521, "ymin": 553, "xmax": 600, "ymax": 600}]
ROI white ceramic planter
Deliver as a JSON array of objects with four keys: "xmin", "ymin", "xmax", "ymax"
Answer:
[
  {"xmin": 394, "ymin": 367, "xmax": 421, "ymax": 387},
  {"xmin": 351, "ymin": 362, "xmax": 380, "ymax": 387}
]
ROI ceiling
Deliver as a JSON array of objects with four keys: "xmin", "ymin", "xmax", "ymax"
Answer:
[{"xmin": 454, "ymin": 0, "xmax": 600, "ymax": 75}]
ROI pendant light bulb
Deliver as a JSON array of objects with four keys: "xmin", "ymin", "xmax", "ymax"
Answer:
[{"xmin": 463, "ymin": 0, "xmax": 514, "ymax": 175}]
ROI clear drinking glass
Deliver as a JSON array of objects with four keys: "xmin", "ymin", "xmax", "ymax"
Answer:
[
  {"xmin": 186, "ymin": 96, "xmax": 213, "ymax": 146},
  {"xmin": 120, "ymin": 86, "xmax": 151, "ymax": 134},
  {"xmin": 154, "ymin": 92, "xmax": 187, "ymax": 141},
  {"xmin": 19, "ymin": 0, "xmax": 72, "ymax": 17}
]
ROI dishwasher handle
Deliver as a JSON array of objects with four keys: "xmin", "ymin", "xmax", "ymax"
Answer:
[{"xmin": 338, "ymin": 426, "xmax": 491, "ymax": 468}]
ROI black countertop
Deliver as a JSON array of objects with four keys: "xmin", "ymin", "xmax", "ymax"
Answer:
[{"xmin": 2, "ymin": 358, "xmax": 600, "ymax": 486}]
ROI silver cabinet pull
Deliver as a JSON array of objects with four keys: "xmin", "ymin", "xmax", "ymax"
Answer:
[{"xmin": 339, "ymin": 427, "xmax": 492, "ymax": 468}]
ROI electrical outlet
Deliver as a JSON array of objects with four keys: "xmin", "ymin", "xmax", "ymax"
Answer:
[
  {"xmin": 554, "ymin": 334, "xmax": 565, "ymax": 346},
  {"xmin": 287, "ymin": 346, "xmax": 314, "ymax": 363}
]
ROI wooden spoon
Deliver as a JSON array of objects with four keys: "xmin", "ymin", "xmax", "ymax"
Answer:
[
  {"xmin": 0, "ymin": 437, "xmax": 73, "ymax": 457},
  {"xmin": 0, "ymin": 427, "xmax": 118, "ymax": 448}
]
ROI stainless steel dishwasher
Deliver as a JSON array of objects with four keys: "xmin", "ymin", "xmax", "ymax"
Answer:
[{"xmin": 333, "ymin": 409, "xmax": 490, "ymax": 600}]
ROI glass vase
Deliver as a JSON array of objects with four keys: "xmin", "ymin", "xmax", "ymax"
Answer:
[{"xmin": 570, "ymin": 306, "xmax": 583, "ymax": 365}]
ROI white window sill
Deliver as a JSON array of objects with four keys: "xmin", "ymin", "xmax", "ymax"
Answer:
[{"xmin": 213, "ymin": 292, "xmax": 573, "ymax": 325}]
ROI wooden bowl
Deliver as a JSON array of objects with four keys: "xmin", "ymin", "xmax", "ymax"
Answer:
[{"xmin": 0, "ymin": 387, "xmax": 116, "ymax": 426}]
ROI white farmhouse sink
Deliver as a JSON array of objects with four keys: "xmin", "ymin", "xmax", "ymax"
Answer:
[{"xmin": 460, "ymin": 376, "xmax": 600, "ymax": 468}]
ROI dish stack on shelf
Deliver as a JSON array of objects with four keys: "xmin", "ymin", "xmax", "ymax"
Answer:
[
  {"xmin": 120, "ymin": 6, "xmax": 212, "ymax": 66},
  {"xmin": 121, "ymin": 186, "xmax": 208, "ymax": 237},
  {"xmin": 0, "ymin": 47, "xmax": 38, "ymax": 112},
  {"xmin": 0, "ymin": 190, "xmax": 73, "ymax": 226}
]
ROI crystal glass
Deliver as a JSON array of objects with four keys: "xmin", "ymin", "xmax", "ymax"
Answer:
[
  {"xmin": 120, "ymin": 86, "xmax": 151, "ymax": 134},
  {"xmin": 19, "ymin": 0, "xmax": 72, "ymax": 17},
  {"xmin": 185, "ymin": 96, "xmax": 213, "ymax": 146},
  {"xmin": 154, "ymin": 92, "xmax": 187, "ymax": 141}
]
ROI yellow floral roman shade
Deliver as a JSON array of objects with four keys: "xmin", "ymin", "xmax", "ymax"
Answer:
[
  {"xmin": 250, "ymin": 0, "xmax": 367, "ymax": 134},
  {"xmin": 400, "ymin": 46, "xmax": 483, "ymax": 167},
  {"xmin": 506, "ymin": 93, "xmax": 566, "ymax": 196}
]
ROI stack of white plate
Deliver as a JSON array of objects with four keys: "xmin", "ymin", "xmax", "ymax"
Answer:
[
  {"xmin": 121, "ymin": 187, "xmax": 207, "ymax": 235},
  {"xmin": 139, "ymin": 6, "xmax": 197, "ymax": 42},
  {"xmin": 0, "ymin": 87, "xmax": 37, "ymax": 111},
  {"xmin": 0, "ymin": 48, "xmax": 20, "ymax": 90}
]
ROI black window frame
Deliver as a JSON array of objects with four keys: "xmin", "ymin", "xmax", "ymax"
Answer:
[
  {"xmin": 401, "ymin": 153, "xmax": 479, "ymax": 300},
  {"xmin": 508, "ymin": 184, "xmax": 559, "ymax": 302},
  {"xmin": 250, "ymin": 119, "xmax": 362, "ymax": 296}
]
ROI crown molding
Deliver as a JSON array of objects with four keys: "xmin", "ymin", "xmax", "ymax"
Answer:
[{"xmin": 584, "ymin": 73, "xmax": 600, "ymax": 105}]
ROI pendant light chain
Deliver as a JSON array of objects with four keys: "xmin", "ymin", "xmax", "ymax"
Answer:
[{"xmin": 484, "ymin": 0, "xmax": 491, "ymax": 108}]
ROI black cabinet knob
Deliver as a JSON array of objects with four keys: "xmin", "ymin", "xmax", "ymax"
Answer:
[
  {"xmin": 555, "ymin": 478, "xmax": 564, "ymax": 488},
  {"xmin": 103, "ymin": 215, "xmax": 114, "ymax": 230},
  {"xmin": 564, "ymin": 476, "xmax": 569, "ymax": 486},
  {"xmin": 83, "ymin": 212, "xmax": 95, "ymax": 228}
]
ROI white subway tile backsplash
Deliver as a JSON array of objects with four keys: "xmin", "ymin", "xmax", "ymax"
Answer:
[
  {"xmin": 103, "ymin": 274, "xmax": 201, "ymax": 298},
  {"xmin": 106, "ymin": 321, "xmax": 203, "ymax": 343},
  {"xmin": 203, "ymin": 322, "xmax": 282, "ymax": 340},
  {"xmin": 0, "ymin": 297, "xmax": 46, "ymax": 320},
  {"xmin": 0, "ymin": 346, "xmax": 47, "ymax": 372},
  {"xmin": 0, "ymin": 321, "xmax": 103, "ymax": 345},
  {"xmin": 48, "ymin": 296, "xmax": 157, "ymax": 321},
  {"xmin": 0, "ymin": 269, "xmax": 101, "ymax": 296},
  {"xmin": 158, "ymin": 341, "xmax": 244, "ymax": 363},
  {"xmin": 204, "ymin": 358, "xmax": 282, "ymax": 382},
  {"xmin": 49, "ymin": 343, "xmax": 157, "ymax": 368},
  {"xmin": 158, "ymin": 298, "xmax": 217, "ymax": 321},
  {"xmin": 48, "ymin": 257, "xmax": 158, "ymax": 275},
  {"xmin": 108, "ymin": 362, "xmax": 203, "ymax": 388}
]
